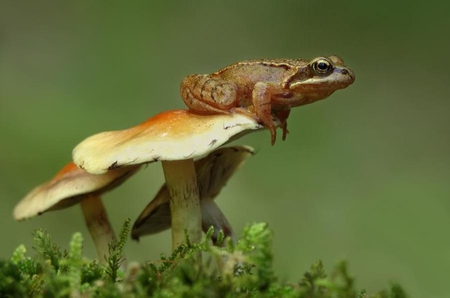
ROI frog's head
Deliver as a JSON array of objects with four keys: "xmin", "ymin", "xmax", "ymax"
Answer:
[{"xmin": 286, "ymin": 55, "xmax": 355, "ymax": 105}]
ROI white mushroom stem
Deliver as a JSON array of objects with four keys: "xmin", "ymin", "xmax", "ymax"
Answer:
[
  {"xmin": 162, "ymin": 159, "xmax": 202, "ymax": 251},
  {"xmin": 79, "ymin": 194, "xmax": 116, "ymax": 264}
]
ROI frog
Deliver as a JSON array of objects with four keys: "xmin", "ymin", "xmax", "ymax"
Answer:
[{"xmin": 180, "ymin": 55, "xmax": 355, "ymax": 145}]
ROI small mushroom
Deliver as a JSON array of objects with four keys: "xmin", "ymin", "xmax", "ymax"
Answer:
[
  {"xmin": 72, "ymin": 110, "xmax": 269, "ymax": 250},
  {"xmin": 131, "ymin": 145, "xmax": 254, "ymax": 245},
  {"xmin": 14, "ymin": 162, "xmax": 140, "ymax": 263}
]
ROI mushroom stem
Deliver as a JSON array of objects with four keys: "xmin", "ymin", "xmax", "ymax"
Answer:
[
  {"xmin": 162, "ymin": 159, "xmax": 202, "ymax": 252},
  {"xmin": 80, "ymin": 194, "xmax": 116, "ymax": 264}
]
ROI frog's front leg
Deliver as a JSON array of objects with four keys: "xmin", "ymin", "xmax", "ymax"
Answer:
[
  {"xmin": 180, "ymin": 74, "xmax": 238, "ymax": 114},
  {"xmin": 251, "ymin": 82, "xmax": 280, "ymax": 145},
  {"xmin": 275, "ymin": 109, "xmax": 291, "ymax": 141}
]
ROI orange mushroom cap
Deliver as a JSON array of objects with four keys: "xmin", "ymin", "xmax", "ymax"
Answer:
[
  {"xmin": 14, "ymin": 162, "xmax": 140, "ymax": 220},
  {"xmin": 73, "ymin": 110, "xmax": 266, "ymax": 175}
]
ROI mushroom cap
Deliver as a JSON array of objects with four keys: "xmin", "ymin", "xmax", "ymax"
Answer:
[
  {"xmin": 73, "ymin": 110, "xmax": 264, "ymax": 175},
  {"xmin": 131, "ymin": 145, "xmax": 254, "ymax": 240},
  {"xmin": 14, "ymin": 162, "xmax": 140, "ymax": 220}
]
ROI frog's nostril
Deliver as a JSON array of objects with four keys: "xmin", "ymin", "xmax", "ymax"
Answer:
[{"xmin": 340, "ymin": 68, "xmax": 355, "ymax": 82}]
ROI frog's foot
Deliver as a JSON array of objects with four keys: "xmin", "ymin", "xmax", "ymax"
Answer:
[
  {"xmin": 232, "ymin": 106, "xmax": 277, "ymax": 145},
  {"xmin": 266, "ymin": 121, "xmax": 277, "ymax": 145},
  {"xmin": 275, "ymin": 109, "xmax": 291, "ymax": 141},
  {"xmin": 282, "ymin": 125, "xmax": 289, "ymax": 141}
]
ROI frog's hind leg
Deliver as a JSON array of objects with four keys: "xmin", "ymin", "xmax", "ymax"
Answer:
[{"xmin": 180, "ymin": 74, "xmax": 238, "ymax": 114}]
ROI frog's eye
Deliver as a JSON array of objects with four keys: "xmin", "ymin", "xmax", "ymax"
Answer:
[{"xmin": 312, "ymin": 59, "xmax": 333, "ymax": 76}]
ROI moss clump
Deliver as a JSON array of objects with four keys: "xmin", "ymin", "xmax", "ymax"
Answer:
[{"xmin": 0, "ymin": 221, "xmax": 407, "ymax": 297}]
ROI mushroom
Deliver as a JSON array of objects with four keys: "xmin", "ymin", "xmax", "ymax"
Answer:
[
  {"xmin": 72, "ymin": 110, "xmax": 268, "ymax": 251},
  {"xmin": 13, "ymin": 162, "xmax": 140, "ymax": 263},
  {"xmin": 131, "ymin": 145, "xmax": 254, "ymax": 245}
]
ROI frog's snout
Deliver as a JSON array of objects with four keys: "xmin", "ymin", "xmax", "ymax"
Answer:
[{"xmin": 337, "ymin": 67, "xmax": 355, "ymax": 84}]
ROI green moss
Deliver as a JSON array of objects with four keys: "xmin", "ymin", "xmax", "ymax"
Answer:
[{"xmin": 0, "ymin": 221, "xmax": 407, "ymax": 297}]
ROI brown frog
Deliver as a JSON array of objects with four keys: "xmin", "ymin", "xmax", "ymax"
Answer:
[{"xmin": 180, "ymin": 56, "xmax": 355, "ymax": 145}]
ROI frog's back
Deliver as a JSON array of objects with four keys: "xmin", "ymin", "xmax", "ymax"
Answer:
[
  {"xmin": 214, "ymin": 58, "xmax": 307, "ymax": 85},
  {"xmin": 219, "ymin": 58, "xmax": 309, "ymax": 69}
]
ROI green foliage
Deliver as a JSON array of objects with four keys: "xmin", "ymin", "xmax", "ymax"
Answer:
[
  {"xmin": 105, "ymin": 218, "xmax": 130, "ymax": 283},
  {"xmin": 0, "ymin": 221, "xmax": 407, "ymax": 297}
]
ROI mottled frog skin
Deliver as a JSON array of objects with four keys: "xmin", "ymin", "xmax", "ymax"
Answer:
[{"xmin": 180, "ymin": 56, "xmax": 355, "ymax": 145}]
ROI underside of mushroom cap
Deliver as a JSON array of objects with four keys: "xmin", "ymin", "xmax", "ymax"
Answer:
[
  {"xmin": 131, "ymin": 145, "xmax": 254, "ymax": 240},
  {"xmin": 73, "ymin": 110, "xmax": 264, "ymax": 175},
  {"xmin": 14, "ymin": 162, "xmax": 140, "ymax": 220}
]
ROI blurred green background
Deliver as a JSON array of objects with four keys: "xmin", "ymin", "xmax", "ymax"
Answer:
[{"xmin": 1, "ymin": 1, "xmax": 449, "ymax": 296}]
